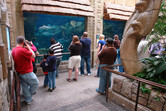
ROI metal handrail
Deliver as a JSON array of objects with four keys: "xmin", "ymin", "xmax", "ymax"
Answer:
[
  {"xmin": 101, "ymin": 64, "xmax": 166, "ymax": 111},
  {"xmin": 37, "ymin": 52, "xmax": 70, "ymax": 57}
]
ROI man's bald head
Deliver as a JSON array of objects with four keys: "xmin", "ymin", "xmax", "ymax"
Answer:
[
  {"xmin": 16, "ymin": 36, "xmax": 25, "ymax": 44},
  {"xmin": 83, "ymin": 32, "xmax": 88, "ymax": 38}
]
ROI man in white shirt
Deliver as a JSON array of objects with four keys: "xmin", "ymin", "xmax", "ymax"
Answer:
[{"xmin": 137, "ymin": 37, "xmax": 149, "ymax": 60}]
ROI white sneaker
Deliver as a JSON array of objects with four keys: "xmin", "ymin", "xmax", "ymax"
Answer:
[
  {"xmin": 27, "ymin": 101, "xmax": 32, "ymax": 105},
  {"xmin": 87, "ymin": 73, "xmax": 91, "ymax": 76}
]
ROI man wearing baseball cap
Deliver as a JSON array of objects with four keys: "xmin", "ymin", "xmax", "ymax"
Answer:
[{"xmin": 96, "ymin": 38, "xmax": 117, "ymax": 95}]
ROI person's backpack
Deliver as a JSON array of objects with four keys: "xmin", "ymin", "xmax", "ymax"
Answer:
[{"xmin": 40, "ymin": 61, "xmax": 48, "ymax": 72}]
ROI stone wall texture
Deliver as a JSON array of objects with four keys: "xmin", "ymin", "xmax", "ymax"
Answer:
[
  {"xmin": 110, "ymin": 77, "xmax": 166, "ymax": 111},
  {"xmin": 0, "ymin": 0, "xmax": 10, "ymax": 111}
]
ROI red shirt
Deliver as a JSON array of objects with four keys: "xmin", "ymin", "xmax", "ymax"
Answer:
[
  {"xmin": 12, "ymin": 46, "xmax": 33, "ymax": 74},
  {"xmin": 44, "ymin": 72, "xmax": 48, "ymax": 74}
]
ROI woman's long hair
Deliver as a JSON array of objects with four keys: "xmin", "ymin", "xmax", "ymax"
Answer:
[{"xmin": 72, "ymin": 35, "xmax": 80, "ymax": 44}]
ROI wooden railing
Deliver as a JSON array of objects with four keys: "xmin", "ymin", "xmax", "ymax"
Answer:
[
  {"xmin": 37, "ymin": 52, "xmax": 70, "ymax": 57},
  {"xmin": 101, "ymin": 64, "xmax": 166, "ymax": 111},
  {"xmin": 0, "ymin": 44, "xmax": 8, "ymax": 79},
  {"xmin": 10, "ymin": 71, "xmax": 21, "ymax": 111}
]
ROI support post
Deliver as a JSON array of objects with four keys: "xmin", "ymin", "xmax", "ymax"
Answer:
[
  {"xmin": 0, "ymin": 44, "xmax": 8, "ymax": 79},
  {"xmin": 135, "ymin": 81, "xmax": 140, "ymax": 111},
  {"xmin": 106, "ymin": 71, "xmax": 110, "ymax": 102}
]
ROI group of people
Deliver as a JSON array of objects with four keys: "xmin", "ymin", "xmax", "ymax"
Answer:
[
  {"xmin": 12, "ymin": 36, "xmax": 63, "ymax": 104},
  {"xmin": 66, "ymin": 32, "xmax": 92, "ymax": 82},
  {"xmin": 12, "ymin": 32, "xmax": 126, "ymax": 104},
  {"xmin": 11, "ymin": 32, "xmax": 92, "ymax": 104}
]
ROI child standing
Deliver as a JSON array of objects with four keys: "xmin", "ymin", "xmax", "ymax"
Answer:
[
  {"xmin": 40, "ymin": 54, "xmax": 49, "ymax": 87},
  {"xmin": 47, "ymin": 49, "xmax": 57, "ymax": 92}
]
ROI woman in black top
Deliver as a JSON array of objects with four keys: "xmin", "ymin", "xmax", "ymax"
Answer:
[{"xmin": 67, "ymin": 35, "xmax": 82, "ymax": 82}]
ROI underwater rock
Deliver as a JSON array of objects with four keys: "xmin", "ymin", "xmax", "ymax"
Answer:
[
  {"xmin": 70, "ymin": 20, "xmax": 76, "ymax": 28},
  {"xmin": 75, "ymin": 22, "xmax": 82, "ymax": 27}
]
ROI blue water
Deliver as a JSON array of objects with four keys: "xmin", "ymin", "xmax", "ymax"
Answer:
[
  {"xmin": 23, "ymin": 12, "xmax": 126, "ymax": 62},
  {"xmin": 103, "ymin": 19, "xmax": 126, "ymax": 40},
  {"xmin": 23, "ymin": 12, "xmax": 85, "ymax": 62}
]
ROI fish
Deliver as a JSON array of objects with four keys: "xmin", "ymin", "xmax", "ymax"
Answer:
[{"xmin": 39, "ymin": 25, "xmax": 52, "ymax": 30}]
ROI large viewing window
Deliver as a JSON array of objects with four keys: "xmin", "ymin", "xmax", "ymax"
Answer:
[
  {"xmin": 103, "ymin": 19, "xmax": 126, "ymax": 40},
  {"xmin": 23, "ymin": 12, "xmax": 85, "ymax": 63}
]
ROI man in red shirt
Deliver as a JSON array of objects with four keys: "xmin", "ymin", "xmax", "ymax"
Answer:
[{"xmin": 12, "ymin": 36, "xmax": 39, "ymax": 104}]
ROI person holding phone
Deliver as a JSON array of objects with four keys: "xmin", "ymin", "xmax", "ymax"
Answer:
[
  {"xmin": 12, "ymin": 36, "xmax": 39, "ymax": 104},
  {"xmin": 67, "ymin": 35, "xmax": 82, "ymax": 82},
  {"xmin": 80, "ymin": 32, "xmax": 92, "ymax": 76}
]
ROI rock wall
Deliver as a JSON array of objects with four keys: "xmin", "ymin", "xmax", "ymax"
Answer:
[
  {"xmin": 0, "ymin": 0, "xmax": 10, "ymax": 111},
  {"xmin": 109, "ymin": 76, "xmax": 166, "ymax": 111}
]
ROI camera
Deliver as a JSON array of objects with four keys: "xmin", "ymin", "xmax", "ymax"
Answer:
[
  {"xmin": 24, "ymin": 42, "xmax": 27, "ymax": 46},
  {"xmin": 24, "ymin": 40, "xmax": 32, "ymax": 46}
]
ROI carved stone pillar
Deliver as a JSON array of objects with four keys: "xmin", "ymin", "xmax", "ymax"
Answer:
[
  {"xmin": 88, "ymin": 0, "xmax": 104, "ymax": 66},
  {"xmin": 15, "ymin": 0, "xmax": 24, "ymax": 38},
  {"xmin": 120, "ymin": 0, "xmax": 162, "ymax": 75}
]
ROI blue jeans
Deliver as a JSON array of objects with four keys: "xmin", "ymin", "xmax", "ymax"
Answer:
[
  {"xmin": 44, "ymin": 74, "xmax": 49, "ymax": 86},
  {"xmin": 56, "ymin": 58, "xmax": 62, "ymax": 77},
  {"xmin": 114, "ymin": 49, "xmax": 119, "ymax": 68},
  {"xmin": 98, "ymin": 64, "xmax": 112, "ymax": 94},
  {"xmin": 19, "ymin": 72, "xmax": 39, "ymax": 102},
  {"xmin": 119, "ymin": 65, "xmax": 124, "ymax": 72},
  {"xmin": 97, "ymin": 67, "xmax": 100, "ymax": 77},
  {"xmin": 48, "ymin": 71, "xmax": 56, "ymax": 89},
  {"xmin": 80, "ymin": 56, "xmax": 91, "ymax": 74}
]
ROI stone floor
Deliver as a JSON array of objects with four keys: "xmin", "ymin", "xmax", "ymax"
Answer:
[{"xmin": 21, "ymin": 68, "xmax": 126, "ymax": 111}]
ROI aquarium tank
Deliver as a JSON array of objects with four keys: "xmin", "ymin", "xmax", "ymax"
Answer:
[
  {"xmin": 23, "ymin": 12, "xmax": 85, "ymax": 63},
  {"xmin": 103, "ymin": 19, "xmax": 126, "ymax": 40}
]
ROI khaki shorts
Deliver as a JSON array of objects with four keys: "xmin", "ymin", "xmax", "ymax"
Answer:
[{"xmin": 68, "ymin": 55, "xmax": 81, "ymax": 69}]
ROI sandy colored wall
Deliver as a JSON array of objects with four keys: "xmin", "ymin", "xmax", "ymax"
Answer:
[{"xmin": 104, "ymin": 0, "xmax": 139, "ymax": 6}]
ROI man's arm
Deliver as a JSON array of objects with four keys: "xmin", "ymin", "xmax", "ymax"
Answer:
[
  {"xmin": 60, "ymin": 43, "xmax": 63, "ymax": 52},
  {"xmin": 98, "ymin": 49, "xmax": 105, "ymax": 60},
  {"xmin": 97, "ymin": 43, "xmax": 101, "ymax": 54},
  {"xmin": 25, "ymin": 42, "xmax": 36, "ymax": 58},
  {"xmin": 137, "ymin": 42, "xmax": 143, "ymax": 55}
]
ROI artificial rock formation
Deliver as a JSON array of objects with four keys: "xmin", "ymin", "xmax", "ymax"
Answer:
[{"xmin": 120, "ymin": 0, "xmax": 162, "ymax": 75}]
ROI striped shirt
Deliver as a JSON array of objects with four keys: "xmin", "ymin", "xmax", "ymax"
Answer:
[{"xmin": 49, "ymin": 42, "xmax": 63, "ymax": 58}]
